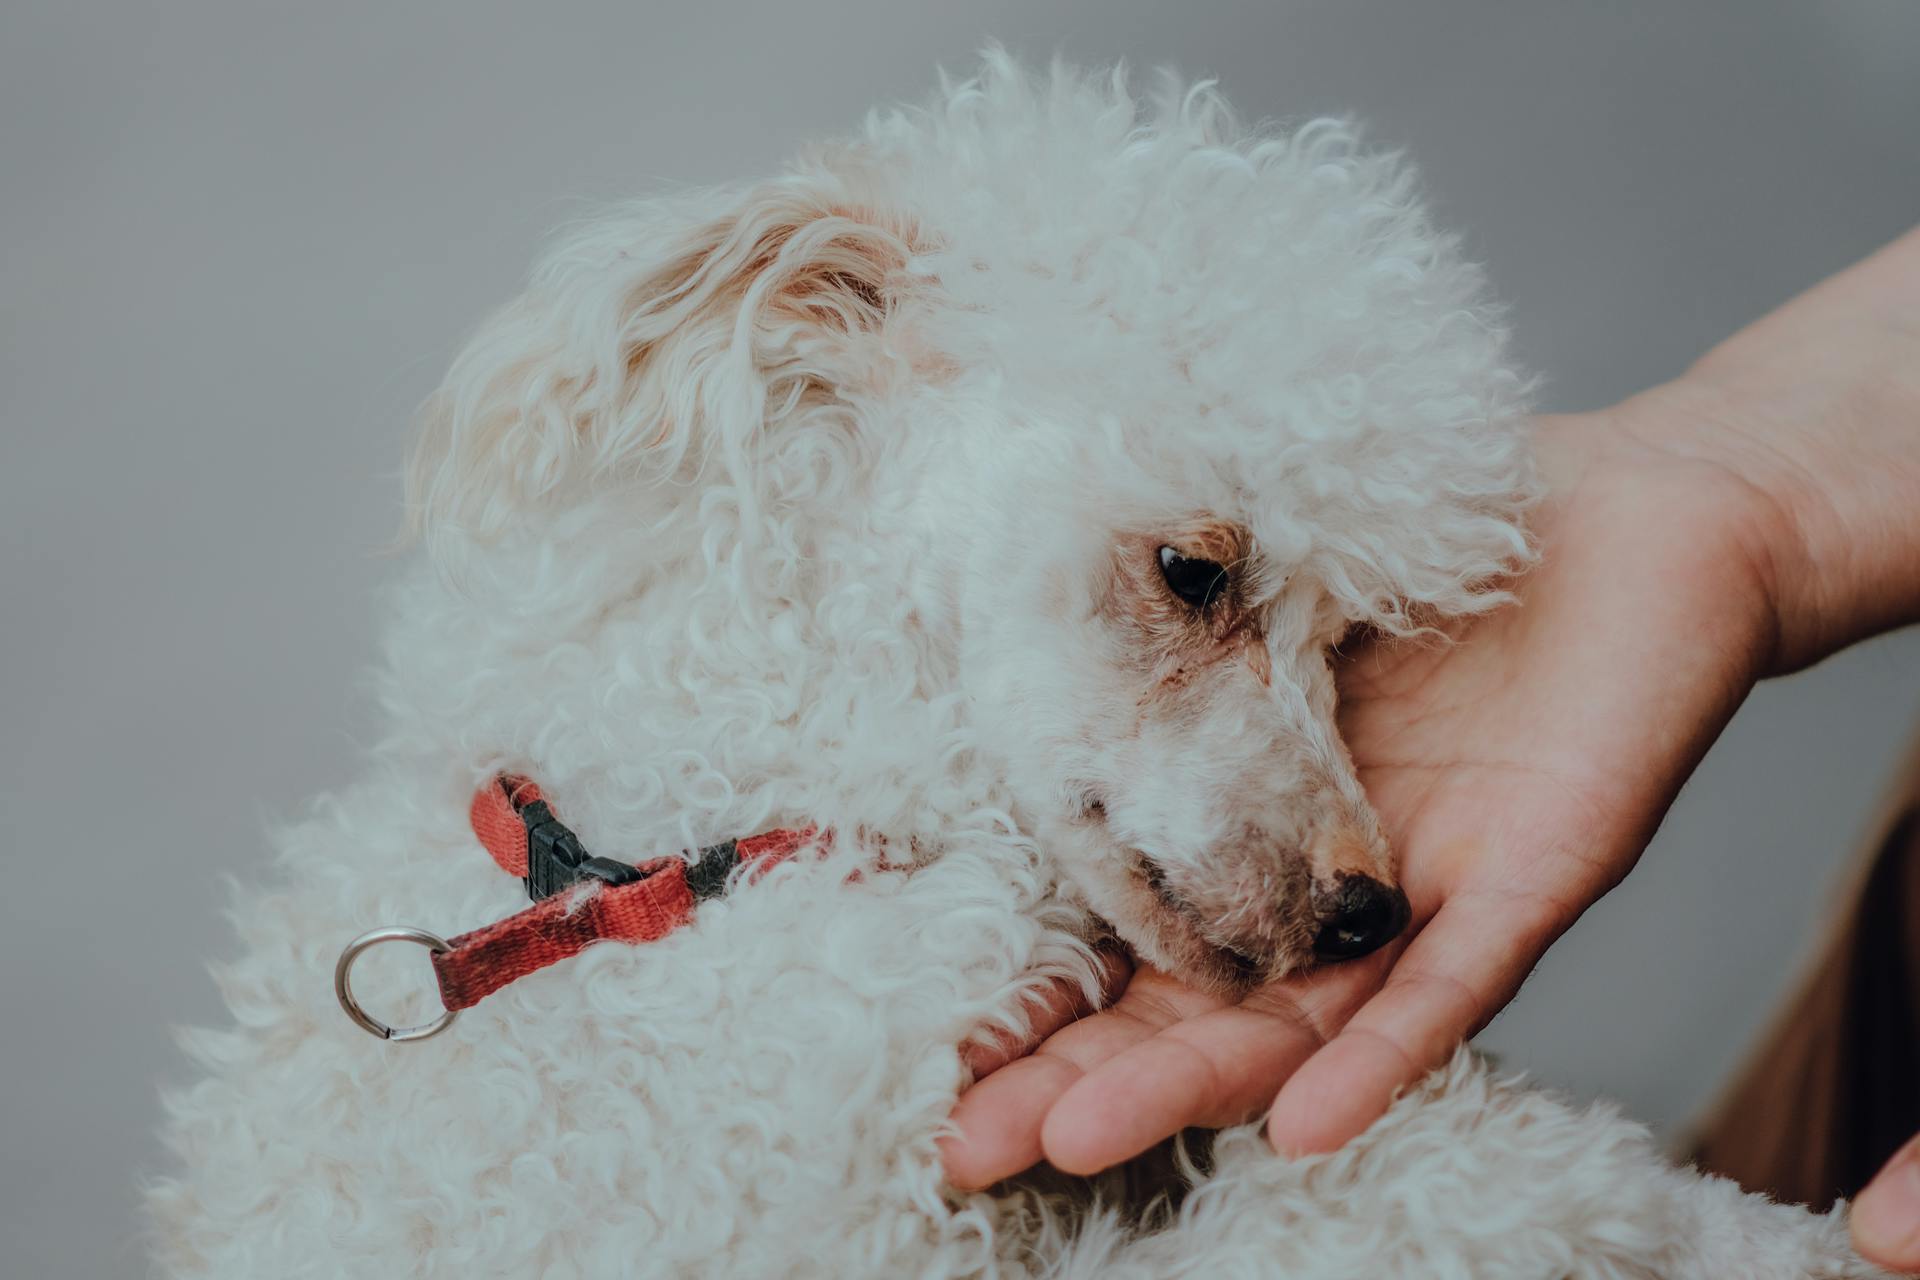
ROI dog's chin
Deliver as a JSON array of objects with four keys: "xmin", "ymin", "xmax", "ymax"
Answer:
[
  {"xmin": 1118, "ymin": 858, "xmax": 1283, "ymax": 996},
  {"xmin": 1051, "ymin": 810, "xmax": 1310, "ymax": 996},
  {"xmin": 1143, "ymin": 914, "xmax": 1271, "ymax": 998}
]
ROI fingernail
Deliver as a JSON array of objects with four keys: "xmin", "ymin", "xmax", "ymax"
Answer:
[{"xmin": 1852, "ymin": 1137, "xmax": 1920, "ymax": 1271}]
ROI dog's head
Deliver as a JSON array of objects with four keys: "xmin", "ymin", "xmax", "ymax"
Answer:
[{"xmin": 409, "ymin": 58, "xmax": 1532, "ymax": 994}]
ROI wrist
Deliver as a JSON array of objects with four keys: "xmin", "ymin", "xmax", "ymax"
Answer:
[
  {"xmin": 1611, "ymin": 231, "xmax": 1920, "ymax": 673},
  {"xmin": 1631, "ymin": 377, "xmax": 1920, "ymax": 676}
]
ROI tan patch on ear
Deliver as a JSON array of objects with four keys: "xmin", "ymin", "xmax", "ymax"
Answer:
[
  {"xmin": 622, "ymin": 203, "xmax": 922, "ymax": 447},
  {"xmin": 777, "ymin": 226, "xmax": 903, "ymax": 335},
  {"xmin": 403, "ymin": 177, "xmax": 940, "ymax": 546}
]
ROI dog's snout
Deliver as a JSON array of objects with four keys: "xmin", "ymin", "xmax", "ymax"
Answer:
[{"xmin": 1310, "ymin": 874, "xmax": 1410, "ymax": 962}]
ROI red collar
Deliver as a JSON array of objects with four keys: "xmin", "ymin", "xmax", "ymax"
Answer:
[{"xmin": 335, "ymin": 775, "xmax": 812, "ymax": 1041}]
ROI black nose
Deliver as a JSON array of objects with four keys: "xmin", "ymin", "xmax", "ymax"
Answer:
[{"xmin": 1311, "ymin": 875, "xmax": 1411, "ymax": 962}]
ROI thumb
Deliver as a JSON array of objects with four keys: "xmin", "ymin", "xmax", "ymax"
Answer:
[{"xmin": 1852, "ymin": 1134, "xmax": 1920, "ymax": 1274}]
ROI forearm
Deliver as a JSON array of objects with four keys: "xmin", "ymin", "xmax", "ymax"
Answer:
[{"xmin": 1620, "ymin": 226, "xmax": 1920, "ymax": 673}]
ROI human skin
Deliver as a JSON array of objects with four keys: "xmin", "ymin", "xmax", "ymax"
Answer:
[{"xmin": 941, "ymin": 226, "xmax": 1920, "ymax": 1271}]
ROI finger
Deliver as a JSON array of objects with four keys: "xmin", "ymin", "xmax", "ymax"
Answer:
[
  {"xmin": 1266, "ymin": 888, "xmax": 1561, "ymax": 1155},
  {"xmin": 1040, "ymin": 1003, "xmax": 1323, "ymax": 1175},
  {"xmin": 1851, "ymin": 1133, "xmax": 1920, "ymax": 1272},
  {"xmin": 1036, "ymin": 956, "xmax": 1388, "ymax": 1175},
  {"xmin": 961, "ymin": 948, "xmax": 1133, "ymax": 1079},
  {"xmin": 943, "ymin": 961, "xmax": 1200, "ymax": 1188},
  {"xmin": 942, "ymin": 1051, "xmax": 1084, "ymax": 1188}
]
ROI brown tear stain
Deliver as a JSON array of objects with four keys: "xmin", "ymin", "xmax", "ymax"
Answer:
[{"xmin": 1242, "ymin": 629, "xmax": 1272, "ymax": 686}]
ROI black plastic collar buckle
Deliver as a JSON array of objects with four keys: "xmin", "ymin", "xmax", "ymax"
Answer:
[
  {"xmin": 519, "ymin": 799, "xmax": 645, "ymax": 901},
  {"xmin": 684, "ymin": 839, "xmax": 741, "ymax": 901}
]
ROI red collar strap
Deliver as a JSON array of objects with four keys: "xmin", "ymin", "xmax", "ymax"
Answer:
[{"xmin": 335, "ymin": 775, "xmax": 813, "ymax": 1041}]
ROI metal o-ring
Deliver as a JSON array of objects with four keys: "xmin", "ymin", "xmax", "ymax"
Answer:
[{"xmin": 334, "ymin": 926, "xmax": 459, "ymax": 1042}]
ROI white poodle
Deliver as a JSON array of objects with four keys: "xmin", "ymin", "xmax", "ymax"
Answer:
[{"xmin": 148, "ymin": 54, "xmax": 1880, "ymax": 1278}]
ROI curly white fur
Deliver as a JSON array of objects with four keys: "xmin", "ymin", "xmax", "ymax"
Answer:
[{"xmin": 147, "ymin": 53, "xmax": 1882, "ymax": 1278}]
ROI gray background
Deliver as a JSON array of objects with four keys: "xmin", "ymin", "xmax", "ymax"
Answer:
[{"xmin": 4, "ymin": 2, "xmax": 1918, "ymax": 1276}]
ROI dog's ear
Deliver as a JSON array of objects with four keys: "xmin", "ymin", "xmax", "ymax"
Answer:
[{"xmin": 406, "ymin": 175, "xmax": 919, "ymax": 549}]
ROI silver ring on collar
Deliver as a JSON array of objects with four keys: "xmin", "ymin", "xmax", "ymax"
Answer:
[{"xmin": 334, "ymin": 926, "xmax": 458, "ymax": 1042}]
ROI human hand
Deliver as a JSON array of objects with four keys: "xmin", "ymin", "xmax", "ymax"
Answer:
[
  {"xmin": 943, "ymin": 227, "xmax": 1920, "ymax": 1192},
  {"xmin": 1853, "ymin": 1134, "xmax": 1920, "ymax": 1274},
  {"xmin": 941, "ymin": 406, "xmax": 1785, "ymax": 1184}
]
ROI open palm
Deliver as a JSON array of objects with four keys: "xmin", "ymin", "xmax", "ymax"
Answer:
[{"xmin": 942, "ymin": 409, "xmax": 1784, "ymax": 1187}]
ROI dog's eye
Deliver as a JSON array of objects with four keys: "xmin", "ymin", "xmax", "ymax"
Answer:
[{"xmin": 1158, "ymin": 546, "xmax": 1229, "ymax": 610}]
